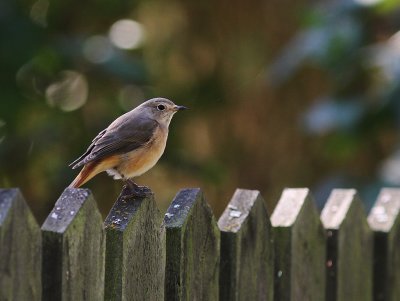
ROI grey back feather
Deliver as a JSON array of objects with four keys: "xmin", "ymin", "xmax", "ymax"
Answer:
[{"xmin": 70, "ymin": 109, "xmax": 159, "ymax": 169}]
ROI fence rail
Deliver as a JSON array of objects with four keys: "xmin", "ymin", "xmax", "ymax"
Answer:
[{"xmin": 0, "ymin": 186, "xmax": 399, "ymax": 301}]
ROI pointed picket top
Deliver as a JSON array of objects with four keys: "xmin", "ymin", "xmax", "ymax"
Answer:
[
  {"xmin": 218, "ymin": 189, "xmax": 274, "ymax": 301},
  {"xmin": 41, "ymin": 188, "xmax": 105, "ymax": 301},
  {"xmin": 42, "ymin": 188, "xmax": 93, "ymax": 233},
  {"xmin": 271, "ymin": 188, "xmax": 326, "ymax": 301},
  {"xmin": 104, "ymin": 188, "xmax": 158, "ymax": 232},
  {"xmin": 270, "ymin": 188, "xmax": 309, "ymax": 227},
  {"xmin": 321, "ymin": 189, "xmax": 359, "ymax": 229},
  {"xmin": 368, "ymin": 188, "xmax": 400, "ymax": 301},
  {"xmin": 321, "ymin": 189, "xmax": 372, "ymax": 301},
  {"xmin": 104, "ymin": 188, "xmax": 165, "ymax": 301},
  {"xmin": 0, "ymin": 189, "xmax": 42, "ymax": 301},
  {"xmin": 218, "ymin": 189, "xmax": 264, "ymax": 231},
  {"xmin": 368, "ymin": 188, "xmax": 400, "ymax": 232},
  {"xmin": 164, "ymin": 188, "xmax": 220, "ymax": 301},
  {"xmin": 163, "ymin": 188, "xmax": 202, "ymax": 229}
]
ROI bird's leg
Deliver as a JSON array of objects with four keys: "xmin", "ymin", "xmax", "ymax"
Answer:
[
  {"xmin": 125, "ymin": 178, "xmax": 139, "ymax": 190},
  {"xmin": 125, "ymin": 178, "xmax": 151, "ymax": 192},
  {"xmin": 121, "ymin": 178, "xmax": 151, "ymax": 199}
]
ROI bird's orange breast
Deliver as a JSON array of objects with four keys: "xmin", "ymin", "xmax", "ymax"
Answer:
[{"xmin": 116, "ymin": 126, "xmax": 168, "ymax": 178}]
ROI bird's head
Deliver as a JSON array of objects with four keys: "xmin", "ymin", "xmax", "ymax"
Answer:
[{"xmin": 139, "ymin": 97, "xmax": 188, "ymax": 126}]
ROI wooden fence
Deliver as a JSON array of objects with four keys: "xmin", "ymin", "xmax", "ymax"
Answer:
[{"xmin": 0, "ymin": 186, "xmax": 399, "ymax": 301}]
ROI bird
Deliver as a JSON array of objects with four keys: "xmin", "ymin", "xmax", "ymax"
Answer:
[{"xmin": 69, "ymin": 97, "xmax": 187, "ymax": 196}]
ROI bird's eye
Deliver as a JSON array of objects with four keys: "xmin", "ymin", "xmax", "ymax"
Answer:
[{"xmin": 157, "ymin": 104, "xmax": 165, "ymax": 111}]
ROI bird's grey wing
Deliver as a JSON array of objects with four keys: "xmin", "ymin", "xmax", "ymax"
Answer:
[
  {"xmin": 69, "ymin": 129, "xmax": 107, "ymax": 167},
  {"xmin": 71, "ymin": 116, "xmax": 158, "ymax": 169}
]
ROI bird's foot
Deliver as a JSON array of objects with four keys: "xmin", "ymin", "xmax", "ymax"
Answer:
[{"xmin": 120, "ymin": 182, "xmax": 152, "ymax": 199}]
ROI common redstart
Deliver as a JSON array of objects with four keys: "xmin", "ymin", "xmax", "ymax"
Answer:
[{"xmin": 69, "ymin": 97, "xmax": 187, "ymax": 196}]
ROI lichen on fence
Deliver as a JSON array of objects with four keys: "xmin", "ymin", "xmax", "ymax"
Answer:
[{"xmin": 0, "ymin": 185, "xmax": 399, "ymax": 300}]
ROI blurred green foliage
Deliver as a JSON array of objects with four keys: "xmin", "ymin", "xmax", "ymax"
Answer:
[
  {"xmin": 1, "ymin": 0, "xmax": 400, "ymax": 222},
  {"xmin": 269, "ymin": 0, "xmax": 400, "ymax": 208}
]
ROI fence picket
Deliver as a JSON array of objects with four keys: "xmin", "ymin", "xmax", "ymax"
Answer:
[
  {"xmin": 271, "ymin": 188, "xmax": 326, "ymax": 301},
  {"xmin": 2, "ymin": 185, "xmax": 400, "ymax": 300},
  {"xmin": 368, "ymin": 188, "xmax": 400, "ymax": 301},
  {"xmin": 321, "ymin": 189, "xmax": 372, "ymax": 301},
  {"xmin": 41, "ymin": 188, "xmax": 105, "ymax": 301},
  {"xmin": 218, "ymin": 189, "xmax": 274, "ymax": 301},
  {"xmin": 164, "ymin": 188, "xmax": 220, "ymax": 301},
  {"xmin": 0, "ymin": 188, "xmax": 42, "ymax": 301},
  {"xmin": 103, "ymin": 189, "xmax": 165, "ymax": 301}
]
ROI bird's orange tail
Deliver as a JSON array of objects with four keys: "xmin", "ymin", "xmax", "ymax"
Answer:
[
  {"xmin": 69, "ymin": 156, "xmax": 120, "ymax": 188},
  {"xmin": 69, "ymin": 162, "xmax": 99, "ymax": 188}
]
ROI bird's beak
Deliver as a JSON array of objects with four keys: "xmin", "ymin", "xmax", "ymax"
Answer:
[{"xmin": 173, "ymin": 105, "xmax": 188, "ymax": 111}]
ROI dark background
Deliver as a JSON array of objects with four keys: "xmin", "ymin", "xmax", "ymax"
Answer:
[{"xmin": 1, "ymin": 0, "xmax": 400, "ymax": 222}]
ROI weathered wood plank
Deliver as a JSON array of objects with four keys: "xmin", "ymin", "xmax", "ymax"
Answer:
[
  {"xmin": 0, "ymin": 188, "xmax": 42, "ymax": 301},
  {"xmin": 41, "ymin": 188, "xmax": 105, "ymax": 301},
  {"xmin": 368, "ymin": 188, "xmax": 400, "ymax": 301},
  {"xmin": 321, "ymin": 189, "xmax": 372, "ymax": 301},
  {"xmin": 164, "ymin": 188, "xmax": 220, "ymax": 301},
  {"xmin": 271, "ymin": 188, "xmax": 326, "ymax": 301},
  {"xmin": 218, "ymin": 189, "xmax": 274, "ymax": 301},
  {"xmin": 103, "ymin": 188, "xmax": 165, "ymax": 301}
]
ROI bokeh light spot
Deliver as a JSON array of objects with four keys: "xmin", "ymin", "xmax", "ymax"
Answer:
[
  {"xmin": 30, "ymin": 0, "xmax": 49, "ymax": 27},
  {"xmin": 16, "ymin": 60, "xmax": 46, "ymax": 98},
  {"xmin": 367, "ymin": 30, "xmax": 400, "ymax": 82},
  {"xmin": 302, "ymin": 98, "xmax": 363, "ymax": 134},
  {"xmin": 353, "ymin": 0, "xmax": 383, "ymax": 6},
  {"xmin": 389, "ymin": 30, "xmax": 400, "ymax": 51},
  {"xmin": 109, "ymin": 19, "xmax": 145, "ymax": 50},
  {"xmin": 45, "ymin": 70, "xmax": 88, "ymax": 112},
  {"xmin": 83, "ymin": 35, "xmax": 114, "ymax": 64},
  {"xmin": 380, "ymin": 150, "xmax": 400, "ymax": 185}
]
